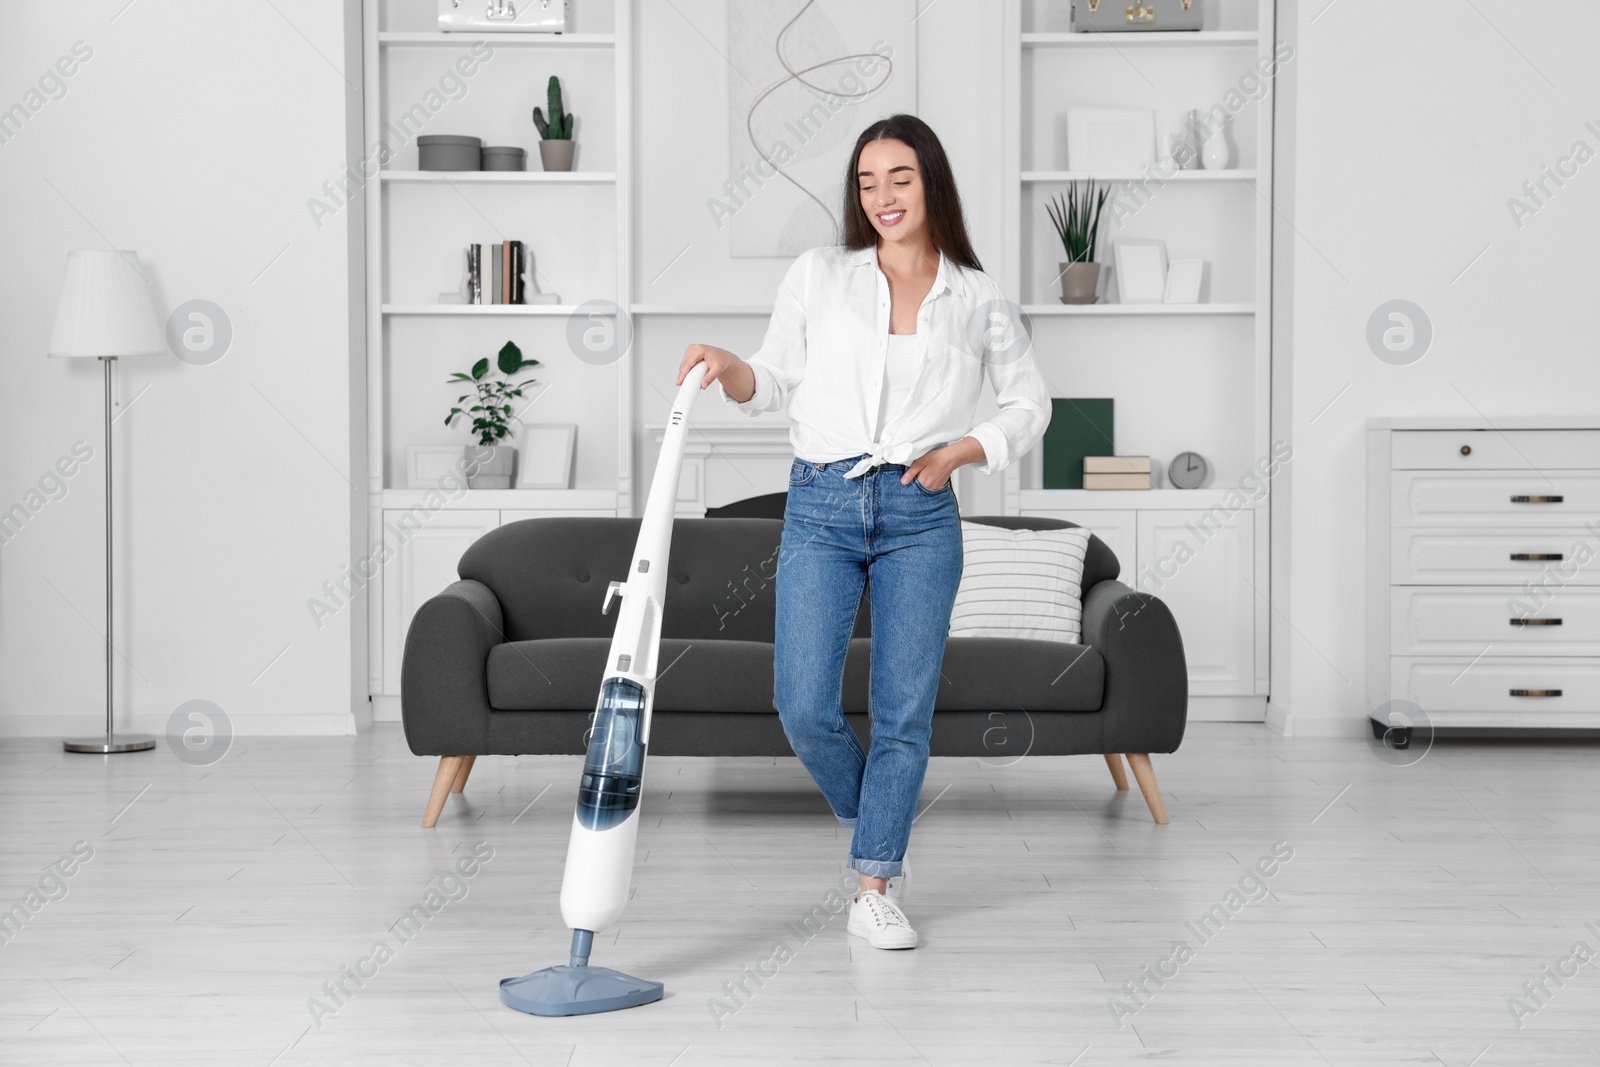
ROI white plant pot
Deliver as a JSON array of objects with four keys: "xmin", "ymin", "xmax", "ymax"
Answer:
[{"xmin": 465, "ymin": 444, "xmax": 515, "ymax": 489}]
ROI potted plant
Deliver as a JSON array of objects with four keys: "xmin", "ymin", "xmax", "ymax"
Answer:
[
  {"xmin": 446, "ymin": 341, "xmax": 541, "ymax": 489},
  {"xmin": 1045, "ymin": 181, "xmax": 1110, "ymax": 304},
  {"xmin": 532, "ymin": 75, "xmax": 574, "ymax": 172}
]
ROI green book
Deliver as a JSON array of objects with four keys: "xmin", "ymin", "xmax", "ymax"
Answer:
[{"xmin": 1042, "ymin": 398, "xmax": 1114, "ymax": 489}]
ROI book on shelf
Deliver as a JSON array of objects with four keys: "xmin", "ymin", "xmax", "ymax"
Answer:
[
  {"xmin": 490, "ymin": 243, "xmax": 502, "ymax": 305},
  {"xmin": 1042, "ymin": 398, "xmax": 1114, "ymax": 489},
  {"xmin": 511, "ymin": 240, "xmax": 524, "ymax": 304},
  {"xmin": 1083, "ymin": 472, "xmax": 1151, "ymax": 490},
  {"xmin": 1083, "ymin": 455, "xmax": 1149, "ymax": 474}
]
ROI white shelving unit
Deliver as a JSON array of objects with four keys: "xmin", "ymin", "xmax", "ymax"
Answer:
[
  {"xmin": 1003, "ymin": 0, "xmax": 1276, "ymax": 721},
  {"xmin": 379, "ymin": 170, "xmax": 617, "ymax": 184},
  {"xmin": 363, "ymin": 0, "xmax": 633, "ymax": 714}
]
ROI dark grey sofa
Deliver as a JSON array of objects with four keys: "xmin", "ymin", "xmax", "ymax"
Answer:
[{"xmin": 402, "ymin": 515, "xmax": 1187, "ymax": 827}]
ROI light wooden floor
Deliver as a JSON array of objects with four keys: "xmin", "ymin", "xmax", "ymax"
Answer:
[{"xmin": 2, "ymin": 723, "xmax": 1598, "ymax": 1066}]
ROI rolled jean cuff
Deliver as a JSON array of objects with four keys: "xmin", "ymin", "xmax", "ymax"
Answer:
[
  {"xmin": 849, "ymin": 856, "xmax": 903, "ymax": 879},
  {"xmin": 835, "ymin": 814, "xmax": 857, "ymax": 830}
]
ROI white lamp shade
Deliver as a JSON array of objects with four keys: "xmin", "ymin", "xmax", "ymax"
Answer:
[{"xmin": 48, "ymin": 250, "xmax": 165, "ymax": 358}]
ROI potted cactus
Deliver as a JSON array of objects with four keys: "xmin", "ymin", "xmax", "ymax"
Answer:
[
  {"xmin": 446, "ymin": 341, "xmax": 541, "ymax": 489},
  {"xmin": 533, "ymin": 75, "xmax": 574, "ymax": 172},
  {"xmin": 1045, "ymin": 181, "xmax": 1110, "ymax": 304}
]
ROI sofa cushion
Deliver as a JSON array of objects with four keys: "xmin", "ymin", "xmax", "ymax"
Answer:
[
  {"xmin": 488, "ymin": 638, "xmax": 775, "ymax": 712},
  {"xmin": 949, "ymin": 522, "xmax": 1094, "ymax": 644},
  {"xmin": 487, "ymin": 636, "xmax": 1103, "ymax": 714}
]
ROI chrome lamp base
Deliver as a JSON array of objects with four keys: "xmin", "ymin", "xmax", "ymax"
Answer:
[{"xmin": 64, "ymin": 734, "xmax": 156, "ymax": 754}]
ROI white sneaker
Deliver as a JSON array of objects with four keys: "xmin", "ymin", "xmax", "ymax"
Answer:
[{"xmin": 848, "ymin": 890, "xmax": 919, "ymax": 950}]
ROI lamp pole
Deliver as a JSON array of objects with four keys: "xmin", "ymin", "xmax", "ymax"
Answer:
[{"xmin": 63, "ymin": 355, "xmax": 155, "ymax": 753}]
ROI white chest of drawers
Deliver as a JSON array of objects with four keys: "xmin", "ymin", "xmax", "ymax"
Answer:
[{"xmin": 1368, "ymin": 418, "xmax": 1600, "ymax": 730}]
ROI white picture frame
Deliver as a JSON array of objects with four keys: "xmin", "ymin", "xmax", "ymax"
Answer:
[
  {"xmin": 1113, "ymin": 239, "xmax": 1168, "ymax": 304},
  {"xmin": 515, "ymin": 423, "xmax": 577, "ymax": 488},
  {"xmin": 1066, "ymin": 107, "xmax": 1156, "ymax": 171},
  {"xmin": 405, "ymin": 445, "xmax": 470, "ymax": 488},
  {"xmin": 1164, "ymin": 259, "xmax": 1205, "ymax": 304}
]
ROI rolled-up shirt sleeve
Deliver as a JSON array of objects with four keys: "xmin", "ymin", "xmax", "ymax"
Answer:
[
  {"xmin": 718, "ymin": 249, "xmax": 812, "ymax": 415},
  {"xmin": 964, "ymin": 326, "xmax": 1053, "ymax": 476}
]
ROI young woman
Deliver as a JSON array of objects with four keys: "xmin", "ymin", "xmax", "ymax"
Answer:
[{"xmin": 676, "ymin": 114, "xmax": 1052, "ymax": 949}]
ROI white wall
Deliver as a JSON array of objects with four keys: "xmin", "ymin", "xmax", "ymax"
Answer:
[
  {"xmin": 0, "ymin": 1, "xmax": 367, "ymax": 737},
  {"xmin": 1271, "ymin": 0, "xmax": 1600, "ymax": 735}
]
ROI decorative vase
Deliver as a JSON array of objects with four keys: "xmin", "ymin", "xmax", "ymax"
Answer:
[
  {"xmin": 538, "ymin": 140, "xmax": 574, "ymax": 172},
  {"xmin": 1179, "ymin": 109, "xmax": 1203, "ymax": 171},
  {"xmin": 465, "ymin": 445, "xmax": 515, "ymax": 489},
  {"xmin": 1200, "ymin": 113, "xmax": 1236, "ymax": 170},
  {"xmin": 1059, "ymin": 262, "xmax": 1101, "ymax": 305}
]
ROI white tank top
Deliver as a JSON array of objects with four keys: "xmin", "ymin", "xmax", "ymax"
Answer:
[{"xmin": 874, "ymin": 332, "xmax": 920, "ymax": 441}]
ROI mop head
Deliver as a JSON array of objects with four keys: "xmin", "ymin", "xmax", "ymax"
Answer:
[{"xmin": 499, "ymin": 965, "xmax": 663, "ymax": 1016}]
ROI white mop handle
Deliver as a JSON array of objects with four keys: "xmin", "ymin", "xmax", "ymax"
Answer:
[{"xmin": 637, "ymin": 361, "xmax": 708, "ymax": 541}]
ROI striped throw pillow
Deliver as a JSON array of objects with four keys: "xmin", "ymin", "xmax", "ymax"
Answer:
[{"xmin": 947, "ymin": 522, "xmax": 1093, "ymax": 643}]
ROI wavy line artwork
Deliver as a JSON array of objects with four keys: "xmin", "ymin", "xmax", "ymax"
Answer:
[{"xmin": 728, "ymin": 0, "xmax": 918, "ymax": 257}]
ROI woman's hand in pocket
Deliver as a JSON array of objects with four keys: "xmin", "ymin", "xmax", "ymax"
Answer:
[{"xmin": 905, "ymin": 437, "xmax": 986, "ymax": 491}]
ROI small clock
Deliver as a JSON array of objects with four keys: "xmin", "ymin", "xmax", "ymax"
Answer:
[{"xmin": 1168, "ymin": 451, "xmax": 1208, "ymax": 489}]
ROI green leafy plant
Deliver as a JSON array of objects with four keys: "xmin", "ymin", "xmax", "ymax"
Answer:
[
  {"xmin": 446, "ymin": 341, "xmax": 540, "ymax": 447},
  {"xmin": 532, "ymin": 75, "xmax": 573, "ymax": 140},
  {"xmin": 1045, "ymin": 180, "xmax": 1110, "ymax": 264}
]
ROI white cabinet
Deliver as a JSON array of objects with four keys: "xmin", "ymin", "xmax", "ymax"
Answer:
[
  {"xmin": 1368, "ymin": 419, "xmax": 1600, "ymax": 730},
  {"xmin": 380, "ymin": 510, "xmax": 501, "ymax": 696},
  {"xmin": 1135, "ymin": 510, "xmax": 1256, "ymax": 698}
]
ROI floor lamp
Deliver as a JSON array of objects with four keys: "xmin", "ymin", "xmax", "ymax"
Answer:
[{"xmin": 49, "ymin": 250, "xmax": 165, "ymax": 754}]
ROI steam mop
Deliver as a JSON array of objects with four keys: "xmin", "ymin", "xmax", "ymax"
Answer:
[{"xmin": 499, "ymin": 361, "xmax": 709, "ymax": 1016}]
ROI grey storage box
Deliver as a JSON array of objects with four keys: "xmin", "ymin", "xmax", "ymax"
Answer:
[
  {"xmin": 418, "ymin": 134, "xmax": 481, "ymax": 171},
  {"xmin": 481, "ymin": 146, "xmax": 527, "ymax": 172},
  {"xmin": 1071, "ymin": 0, "xmax": 1203, "ymax": 32}
]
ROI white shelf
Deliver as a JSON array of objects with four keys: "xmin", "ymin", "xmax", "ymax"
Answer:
[
  {"xmin": 381, "ymin": 304, "xmax": 584, "ymax": 316},
  {"xmin": 1021, "ymin": 31, "xmax": 1259, "ymax": 47},
  {"xmin": 379, "ymin": 488, "xmax": 617, "ymax": 510},
  {"xmin": 1024, "ymin": 169, "xmax": 1257, "ymax": 183},
  {"xmin": 1020, "ymin": 488, "xmax": 1264, "ymax": 511},
  {"xmin": 629, "ymin": 304, "xmax": 773, "ymax": 315},
  {"xmin": 378, "ymin": 32, "xmax": 615, "ymax": 47},
  {"xmin": 1022, "ymin": 303, "xmax": 1255, "ymax": 316},
  {"xmin": 380, "ymin": 170, "xmax": 616, "ymax": 184}
]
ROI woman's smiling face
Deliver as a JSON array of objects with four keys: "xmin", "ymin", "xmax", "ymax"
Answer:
[{"xmin": 857, "ymin": 138, "xmax": 925, "ymax": 245}]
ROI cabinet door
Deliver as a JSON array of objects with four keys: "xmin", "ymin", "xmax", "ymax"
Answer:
[
  {"xmin": 1135, "ymin": 509, "xmax": 1255, "ymax": 696},
  {"xmin": 380, "ymin": 509, "xmax": 500, "ymax": 695}
]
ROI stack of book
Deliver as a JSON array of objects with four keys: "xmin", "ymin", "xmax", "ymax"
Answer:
[
  {"xmin": 1083, "ymin": 455, "xmax": 1151, "ymax": 490},
  {"xmin": 489, "ymin": 241, "xmax": 526, "ymax": 305}
]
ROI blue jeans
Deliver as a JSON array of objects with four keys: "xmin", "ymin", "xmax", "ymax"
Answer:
[{"xmin": 774, "ymin": 454, "xmax": 964, "ymax": 879}]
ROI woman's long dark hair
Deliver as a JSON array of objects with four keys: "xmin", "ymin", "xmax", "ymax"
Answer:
[{"xmin": 840, "ymin": 113, "xmax": 982, "ymax": 272}]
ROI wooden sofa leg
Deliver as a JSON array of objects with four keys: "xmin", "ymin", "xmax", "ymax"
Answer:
[
  {"xmin": 424, "ymin": 756, "xmax": 465, "ymax": 828},
  {"xmin": 1104, "ymin": 753, "xmax": 1129, "ymax": 791},
  {"xmin": 1125, "ymin": 753, "xmax": 1169, "ymax": 825},
  {"xmin": 451, "ymin": 755, "xmax": 477, "ymax": 794}
]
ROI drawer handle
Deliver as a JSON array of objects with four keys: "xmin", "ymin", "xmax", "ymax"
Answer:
[
  {"xmin": 1510, "ymin": 688, "xmax": 1562, "ymax": 697},
  {"xmin": 1510, "ymin": 552, "xmax": 1563, "ymax": 561},
  {"xmin": 1510, "ymin": 495, "xmax": 1564, "ymax": 503},
  {"xmin": 1509, "ymin": 617, "xmax": 1562, "ymax": 626}
]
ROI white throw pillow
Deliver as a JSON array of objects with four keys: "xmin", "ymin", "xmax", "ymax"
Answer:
[{"xmin": 947, "ymin": 522, "xmax": 1093, "ymax": 644}]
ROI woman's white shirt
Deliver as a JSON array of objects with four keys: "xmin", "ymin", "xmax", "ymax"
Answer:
[{"xmin": 717, "ymin": 244, "xmax": 1053, "ymax": 479}]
